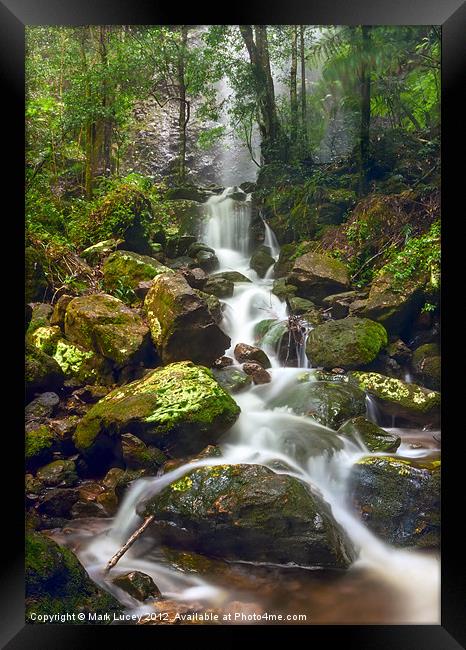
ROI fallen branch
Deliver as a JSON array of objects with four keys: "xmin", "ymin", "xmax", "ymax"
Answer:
[{"xmin": 104, "ymin": 514, "xmax": 155, "ymax": 573}]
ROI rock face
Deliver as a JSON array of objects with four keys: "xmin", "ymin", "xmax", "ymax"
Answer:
[
  {"xmin": 360, "ymin": 270, "xmax": 425, "ymax": 335},
  {"xmin": 25, "ymin": 343, "xmax": 64, "ymax": 399},
  {"xmin": 338, "ymin": 417, "xmax": 401, "ymax": 453},
  {"xmin": 269, "ymin": 380, "xmax": 366, "ymax": 430},
  {"xmin": 73, "ymin": 362, "xmax": 240, "ymax": 466},
  {"xmin": 137, "ymin": 463, "xmax": 355, "ymax": 569},
  {"xmin": 26, "ymin": 531, "xmax": 122, "ymax": 621},
  {"xmin": 250, "ymin": 246, "xmax": 275, "ymax": 278},
  {"xmin": 234, "ymin": 343, "xmax": 271, "ymax": 369},
  {"xmin": 288, "ymin": 252, "xmax": 350, "ymax": 304},
  {"xmin": 306, "ymin": 317, "xmax": 388, "ymax": 370},
  {"xmin": 349, "ymin": 371, "xmax": 440, "ymax": 426},
  {"xmin": 144, "ymin": 273, "xmax": 230, "ymax": 366},
  {"xmin": 102, "ymin": 250, "xmax": 170, "ymax": 299},
  {"xmin": 65, "ymin": 294, "xmax": 152, "ymax": 368},
  {"xmin": 349, "ymin": 456, "xmax": 440, "ymax": 548}
]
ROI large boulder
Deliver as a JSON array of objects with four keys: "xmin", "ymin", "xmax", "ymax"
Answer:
[
  {"xmin": 202, "ymin": 276, "xmax": 234, "ymax": 299},
  {"xmin": 64, "ymin": 294, "xmax": 152, "ymax": 368},
  {"xmin": 212, "ymin": 366, "xmax": 252, "ymax": 393},
  {"xmin": 250, "ymin": 246, "xmax": 275, "ymax": 279},
  {"xmin": 137, "ymin": 463, "xmax": 355, "ymax": 569},
  {"xmin": 102, "ymin": 250, "xmax": 171, "ymax": 301},
  {"xmin": 26, "ymin": 531, "xmax": 121, "ymax": 622},
  {"xmin": 338, "ymin": 416, "xmax": 401, "ymax": 453},
  {"xmin": 288, "ymin": 252, "xmax": 350, "ymax": 304},
  {"xmin": 269, "ymin": 379, "xmax": 366, "ymax": 430},
  {"xmin": 80, "ymin": 239, "xmax": 123, "ymax": 267},
  {"xmin": 349, "ymin": 371, "xmax": 440, "ymax": 426},
  {"xmin": 144, "ymin": 273, "xmax": 230, "ymax": 366},
  {"xmin": 73, "ymin": 362, "xmax": 240, "ymax": 468},
  {"xmin": 359, "ymin": 270, "xmax": 426, "ymax": 335},
  {"xmin": 25, "ymin": 343, "xmax": 64, "ymax": 399},
  {"xmin": 349, "ymin": 456, "xmax": 440, "ymax": 548},
  {"xmin": 306, "ymin": 317, "xmax": 388, "ymax": 370}
]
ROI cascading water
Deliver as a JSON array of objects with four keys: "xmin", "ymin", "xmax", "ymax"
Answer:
[{"xmin": 66, "ymin": 188, "xmax": 440, "ymax": 624}]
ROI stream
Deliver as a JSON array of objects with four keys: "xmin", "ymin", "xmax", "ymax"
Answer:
[{"xmin": 56, "ymin": 187, "xmax": 440, "ymax": 625}]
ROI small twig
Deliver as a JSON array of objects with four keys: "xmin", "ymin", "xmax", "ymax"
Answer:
[{"xmin": 104, "ymin": 514, "xmax": 155, "ymax": 573}]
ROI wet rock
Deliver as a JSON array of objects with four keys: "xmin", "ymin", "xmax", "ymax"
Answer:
[
  {"xmin": 250, "ymin": 245, "xmax": 274, "ymax": 278},
  {"xmin": 349, "ymin": 456, "xmax": 440, "ymax": 548},
  {"xmin": 196, "ymin": 249, "xmax": 219, "ymax": 272},
  {"xmin": 112, "ymin": 571, "xmax": 161, "ymax": 602},
  {"xmin": 187, "ymin": 242, "xmax": 215, "ymax": 258},
  {"xmin": 348, "ymin": 371, "xmax": 440, "ymax": 426},
  {"xmin": 36, "ymin": 460, "xmax": 78, "ymax": 488},
  {"xmin": 70, "ymin": 500, "xmax": 109, "ymax": 518},
  {"xmin": 144, "ymin": 273, "xmax": 230, "ymax": 365},
  {"xmin": 165, "ymin": 185, "xmax": 210, "ymax": 203},
  {"xmin": 73, "ymin": 361, "xmax": 240, "ymax": 468},
  {"xmin": 203, "ymin": 276, "xmax": 234, "ymax": 299},
  {"xmin": 65, "ymin": 294, "xmax": 152, "ymax": 368},
  {"xmin": 25, "ymin": 425, "xmax": 56, "ymax": 469},
  {"xmin": 386, "ymin": 338, "xmax": 412, "ymax": 365},
  {"xmin": 194, "ymin": 289, "xmax": 223, "ymax": 324},
  {"xmin": 80, "ymin": 239, "xmax": 124, "ymax": 266},
  {"xmin": 338, "ymin": 417, "xmax": 401, "ymax": 453},
  {"xmin": 138, "ymin": 463, "xmax": 355, "ymax": 568},
  {"xmin": 411, "ymin": 343, "xmax": 440, "ymax": 391},
  {"xmin": 168, "ymin": 255, "xmax": 196, "ymax": 270},
  {"xmin": 26, "ymin": 343, "xmax": 64, "ymax": 399},
  {"xmin": 273, "ymin": 243, "xmax": 298, "ymax": 278},
  {"xmin": 322, "ymin": 291, "xmax": 368, "ymax": 320},
  {"xmin": 26, "ymin": 531, "xmax": 122, "ymax": 620},
  {"xmin": 72, "ymin": 385, "xmax": 111, "ymax": 404},
  {"xmin": 25, "ymin": 392, "xmax": 60, "ymax": 424},
  {"xmin": 242, "ymin": 362, "xmax": 271, "ymax": 384},
  {"xmin": 287, "ymin": 296, "xmax": 316, "ymax": 316},
  {"xmin": 270, "ymin": 380, "xmax": 366, "ymax": 430},
  {"xmin": 102, "ymin": 250, "xmax": 171, "ymax": 302},
  {"xmin": 211, "ymin": 271, "xmax": 251, "ymax": 284},
  {"xmin": 234, "ymin": 343, "xmax": 271, "ymax": 369},
  {"xmin": 121, "ymin": 433, "xmax": 167, "ymax": 472},
  {"xmin": 288, "ymin": 252, "xmax": 350, "ymax": 304},
  {"xmin": 306, "ymin": 317, "xmax": 388, "ymax": 370},
  {"xmin": 50, "ymin": 295, "xmax": 74, "ymax": 329},
  {"xmin": 212, "ymin": 366, "xmax": 252, "ymax": 393},
  {"xmin": 272, "ymin": 277, "xmax": 297, "ymax": 301},
  {"xmin": 37, "ymin": 487, "xmax": 80, "ymax": 517},
  {"xmin": 181, "ymin": 267, "xmax": 207, "ymax": 290},
  {"xmin": 212, "ymin": 356, "xmax": 234, "ymax": 369}
]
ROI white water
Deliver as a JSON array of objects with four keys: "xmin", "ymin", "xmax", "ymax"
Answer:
[{"xmin": 72, "ymin": 189, "xmax": 440, "ymax": 624}]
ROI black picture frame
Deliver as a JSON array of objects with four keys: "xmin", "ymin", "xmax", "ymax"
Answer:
[{"xmin": 3, "ymin": 0, "xmax": 465, "ymax": 647}]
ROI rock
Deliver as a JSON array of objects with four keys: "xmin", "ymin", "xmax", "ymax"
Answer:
[
  {"xmin": 306, "ymin": 317, "xmax": 388, "ymax": 370},
  {"xmin": 27, "ymin": 303, "xmax": 54, "ymax": 333},
  {"xmin": 272, "ymin": 277, "xmax": 297, "ymax": 301},
  {"xmin": 338, "ymin": 417, "xmax": 401, "ymax": 453},
  {"xmin": 80, "ymin": 239, "xmax": 123, "ymax": 266},
  {"xmin": 269, "ymin": 380, "xmax": 366, "ymax": 430},
  {"xmin": 348, "ymin": 371, "xmax": 440, "ymax": 426},
  {"xmin": 250, "ymin": 246, "xmax": 274, "ymax": 278},
  {"xmin": 52, "ymin": 338, "xmax": 114, "ymax": 386},
  {"xmin": 25, "ymin": 343, "xmax": 64, "ymax": 399},
  {"xmin": 37, "ymin": 487, "xmax": 80, "ymax": 517},
  {"xmin": 25, "ymin": 425, "xmax": 56, "ymax": 469},
  {"xmin": 212, "ymin": 356, "xmax": 234, "ymax": 369},
  {"xmin": 121, "ymin": 433, "xmax": 167, "ymax": 472},
  {"xmin": 242, "ymin": 363, "xmax": 271, "ymax": 384},
  {"xmin": 411, "ymin": 344, "xmax": 441, "ymax": 391},
  {"xmin": 165, "ymin": 185, "xmax": 210, "ymax": 203},
  {"xmin": 287, "ymin": 296, "xmax": 316, "ymax": 316},
  {"xmin": 273, "ymin": 243, "xmax": 297, "ymax": 278},
  {"xmin": 25, "ymin": 392, "xmax": 60, "ymax": 424},
  {"xmin": 25, "ymin": 531, "xmax": 122, "ymax": 620},
  {"xmin": 349, "ymin": 456, "xmax": 440, "ymax": 548},
  {"xmin": 112, "ymin": 571, "xmax": 161, "ymax": 602},
  {"xmin": 288, "ymin": 252, "xmax": 350, "ymax": 304},
  {"xmin": 73, "ymin": 362, "xmax": 240, "ymax": 467},
  {"xmin": 137, "ymin": 463, "xmax": 355, "ymax": 568},
  {"xmin": 65, "ymin": 294, "xmax": 152, "ymax": 368},
  {"xmin": 134, "ymin": 280, "xmax": 155, "ymax": 301},
  {"xmin": 144, "ymin": 273, "xmax": 230, "ymax": 366},
  {"xmin": 195, "ymin": 249, "xmax": 219, "ymax": 272},
  {"xmin": 187, "ymin": 242, "xmax": 215, "ymax": 258},
  {"xmin": 36, "ymin": 460, "xmax": 78, "ymax": 488},
  {"xmin": 50, "ymin": 295, "xmax": 74, "ymax": 329},
  {"xmin": 181, "ymin": 267, "xmax": 207, "ymax": 290},
  {"xmin": 211, "ymin": 271, "xmax": 251, "ymax": 284},
  {"xmin": 29, "ymin": 325, "xmax": 62, "ymax": 356},
  {"xmin": 25, "ymin": 247, "xmax": 48, "ymax": 303},
  {"xmin": 202, "ymin": 276, "xmax": 234, "ymax": 299},
  {"xmin": 70, "ymin": 500, "xmax": 110, "ymax": 518},
  {"xmin": 386, "ymin": 338, "xmax": 412, "ymax": 365},
  {"xmin": 212, "ymin": 366, "xmax": 252, "ymax": 393},
  {"xmin": 194, "ymin": 289, "xmax": 223, "ymax": 324},
  {"xmin": 234, "ymin": 343, "xmax": 271, "ymax": 369},
  {"xmin": 102, "ymin": 250, "xmax": 171, "ymax": 301},
  {"xmin": 25, "ymin": 303, "xmax": 33, "ymax": 331},
  {"xmin": 322, "ymin": 291, "xmax": 368, "ymax": 320},
  {"xmin": 168, "ymin": 255, "xmax": 196, "ymax": 270},
  {"xmin": 360, "ymin": 270, "xmax": 426, "ymax": 335},
  {"xmin": 72, "ymin": 385, "xmax": 111, "ymax": 404}
]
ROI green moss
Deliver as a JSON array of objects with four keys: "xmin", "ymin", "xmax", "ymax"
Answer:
[
  {"xmin": 25, "ymin": 426, "xmax": 54, "ymax": 465},
  {"xmin": 102, "ymin": 250, "xmax": 171, "ymax": 303}
]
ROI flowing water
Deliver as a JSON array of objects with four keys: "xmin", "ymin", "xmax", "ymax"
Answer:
[{"xmin": 61, "ymin": 189, "xmax": 440, "ymax": 624}]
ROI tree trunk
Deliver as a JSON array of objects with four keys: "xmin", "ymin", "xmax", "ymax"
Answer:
[
  {"xmin": 177, "ymin": 26, "xmax": 188, "ymax": 184},
  {"xmin": 99, "ymin": 26, "xmax": 112, "ymax": 176},
  {"xmin": 359, "ymin": 25, "xmax": 372, "ymax": 196},
  {"xmin": 300, "ymin": 26, "xmax": 307, "ymax": 144},
  {"xmin": 79, "ymin": 28, "xmax": 94, "ymax": 199},
  {"xmin": 290, "ymin": 26, "xmax": 298, "ymax": 144}
]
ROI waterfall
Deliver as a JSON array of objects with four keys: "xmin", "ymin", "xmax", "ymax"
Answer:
[{"xmin": 70, "ymin": 187, "xmax": 440, "ymax": 625}]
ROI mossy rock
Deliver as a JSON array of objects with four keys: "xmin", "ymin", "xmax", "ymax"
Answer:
[
  {"xmin": 202, "ymin": 276, "xmax": 234, "ymax": 299},
  {"xmin": 26, "ymin": 303, "xmax": 54, "ymax": 336},
  {"xmin": 112, "ymin": 571, "xmax": 161, "ymax": 602},
  {"xmin": 73, "ymin": 361, "xmax": 240, "ymax": 467},
  {"xmin": 273, "ymin": 243, "xmax": 299, "ymax": 278},
  {"xmin": 338, "ymin": 416, "xmax": 401, "ymax": 453},
  {"xmin": 412, "ymin": 344, "xmax": 441, "ymax": 391},
  {"xmin": 212, "ymin": 366, "xmax": 252, "ymax": 393},
  {"xmin": 36, "ymin": 460, "xmax": 78, "ymax": 488},
  {"xmin": 121, "ymin": 433, "xmax": 167, "ymax": 472},
  {"xmin": 80, "ymin": 239, "xmax": 123, "ymax": 266},
  {"xmin": 306, "ymin": 317, "xmax": 388, "ymax": 370},
  {"xmin": 349, "ymin": 456, "xmax": 440, "ymax": 548},
  {"xmin": 272, "ymin": 277, "xmax": 297, "ymax": 300},
  {"xmin": 25, "ymin": 343, "xmax": 64, "ymax": 399},
  {"xmin": 137, "ymin": 463, "xmax": 355, "ymax": 569},
  {"xmin": 29, "ymin": 326, "xmax": 62, "ymax": 356},
  {"xmin": 269, "ymin": 380, "xmax": 366, "ymax": 430},
  {"xmin": 26, "ymin": 531, "xmax": 122, "ymax": 623},
  {"xmin": 250, "ymin": 246, "xmax": 275, "ymax": 278},
  {"xmin": 64, "ymin": 293, "xmax": 152, "ymax": 368},
  {"xmin": 53, "ymin": 339, "xmax": 114, "ymax": 386},
  {"xmin": 144, "ymin": 273, "xmax": 230, "ymax": 366},
  {"xmin": 288, "ymin": 252, "xmax": 350, "ymax": 304},
  {"xmin": 25, "ymin": 425, "xmax": 56, "ymax": 469},
  {"xmin": 26, "ymin": 247, "xmax": 49, "ymax": 303},
  {"xmin": 287, "ymin": 296, "xmax": 317, "ymax": 316},
  {"xmin": 211, "ymin": 271, "xmax": 251, "ymax": 284},
  {"xmin": 194, "ymin": 289, "xmax": 223, "ymax": 324},
  {"xmin": 102, "ymin": 250, "xmax": 171, "ymax": 302},
  {"xmin": 348, "ymin": 371, "xmax": 440, "ymax": 426}
]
